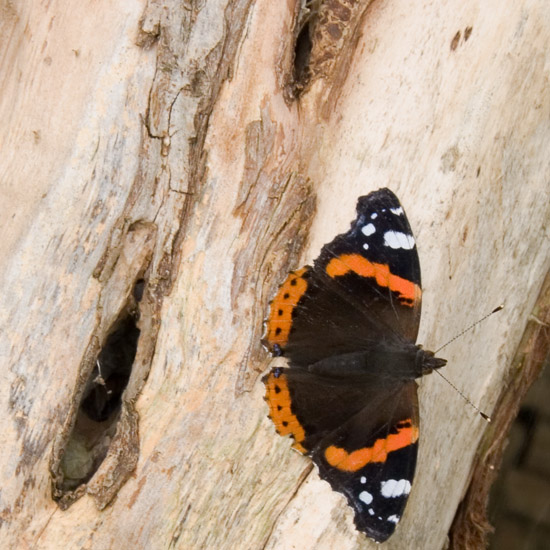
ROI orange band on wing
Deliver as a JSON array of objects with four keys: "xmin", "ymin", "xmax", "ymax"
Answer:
[
  {"xmin": 324, "ymin": 419, "xmax": 418, "ymax": 472},
  {"xmin": 325, "ymin": 254, "xmax": 420, "ymax": 307},
  {"xmin": 264, "ymin": 372, "xmax": 307, "ymax": 454},
  {"xmin": 265, "ymin": 267, "xmax": 309, "ymax": 348}
]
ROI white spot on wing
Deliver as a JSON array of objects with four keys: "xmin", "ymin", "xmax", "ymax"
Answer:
[
  {"xmin": 383, "ymin": 230, "xmax": 415, "ymax": 250},
  {"xmin": 363, "ymin": 243, "xmax": 369, "ymax": 250},
  {"xmin": 370, "ymin": 212, "xmax": 378, "ymax": 219},
  {"xmin": 361, "ymin": 223, "xmax": 376, "ymax": 236},
  {"xmin": 380, "ymin": 478, "xmax": 411, "ymax": 498},
  {"xmin": 360, "ymin": 476, "xmax": 366, "ymax": 484},
  {"xmin": 387, "ymin": 515, "xmax": 400, "ymax": 524},
  {"xmin": 368, "ymin": 508, "xmax": 375, "ymax": 516},
  {"xmin": 390, "ymin": 206, "xmax": 404, "ymax": 216},
  {"xmin": 359, "ymin": 490, "xmax": 373, "ymax": 505}
]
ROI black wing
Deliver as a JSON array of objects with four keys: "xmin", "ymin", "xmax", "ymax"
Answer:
[
  {"xmin": 263, "ymin": 367, "xmax": 419, "ymax": 543},
  {"xmin": 263, "ymin": 188, "xmax": 422, "ymax": 367}
]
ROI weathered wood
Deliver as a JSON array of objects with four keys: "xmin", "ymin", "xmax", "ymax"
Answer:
[
  {"xmin": 1, "ymin": 1, "xmax": 549, "ymax": 549},
  {"xmin": 449, "ymin": 270, "xmax": 550, "ymax": 548}
]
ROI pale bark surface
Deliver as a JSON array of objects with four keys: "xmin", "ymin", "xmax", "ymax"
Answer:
[{"xmin": 1, "ymin": 1, "xmax": 549, "ymax": 549}]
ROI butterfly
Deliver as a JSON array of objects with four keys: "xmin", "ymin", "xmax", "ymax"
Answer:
[{"xmin": 262, "ymin": 188, "xmax": 446, "ymax": 542}]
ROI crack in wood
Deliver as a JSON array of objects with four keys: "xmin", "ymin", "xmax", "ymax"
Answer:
[{"xmin": 260, "ymin": 463, "xmax": 314, "ymax": 550}]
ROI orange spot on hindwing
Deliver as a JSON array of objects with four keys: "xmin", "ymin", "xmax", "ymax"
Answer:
[
  {"xmin": 325, "ymin": 254, "xmax": 421, "ymax": 307},
  {"xmin": 264, "ymin": 372, "xmax": 307, "ymax": 454},
  {"xmin": 324, "ymin": 419, "xmax": 419, "ymax": 472},
  {"xmin": 265, "ymin": 267, "xmax": 309, "ymax": 348}
]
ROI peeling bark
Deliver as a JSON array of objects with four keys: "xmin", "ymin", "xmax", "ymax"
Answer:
[{"xmin": 1, "ymin": 1, "xmax": 549, "ymax": 549}]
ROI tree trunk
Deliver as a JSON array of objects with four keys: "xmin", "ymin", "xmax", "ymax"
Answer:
[{"xmin": 1, "ymin": 1, "xmax": 549, "ymax": 549}]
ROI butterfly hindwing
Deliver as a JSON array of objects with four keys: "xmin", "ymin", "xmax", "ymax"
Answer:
[
  {"xmin": 263, "ymin": 366, "xmax": 420, "ymax": 542},
  {"xmin": 312, "ymin": 381, "xmax": 419, "ymax": 543},
  {"xmin": 263, "ymin": 366, "xmax": 396, "ymax": 453}
]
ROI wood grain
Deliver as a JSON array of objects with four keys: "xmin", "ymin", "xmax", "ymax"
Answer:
[{"xmin": 0, "ymin": 0, "xmax": 549, "ymax": 548}]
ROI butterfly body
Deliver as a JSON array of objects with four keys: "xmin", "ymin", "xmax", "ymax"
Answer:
[{"xmin": 262, "ymin": 188, "xmax": 446, "ymax": 542}]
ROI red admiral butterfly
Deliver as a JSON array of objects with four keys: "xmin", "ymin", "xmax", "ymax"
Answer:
[{"xmin": 262, "ymin": 188, "xmax": 446, "ymax": 542}]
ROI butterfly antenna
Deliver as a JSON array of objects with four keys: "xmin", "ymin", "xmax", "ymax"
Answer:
[
  {"xmin": 432, "ymin": 305, "xmax": 503, "ymax": 423},
  {"xmin": 434, "ymin": 305, "xmax": 503, "ymax": 355},
  {"xmin": 433, "ymin": 369, "xmax": 491, "ymax": 422}
]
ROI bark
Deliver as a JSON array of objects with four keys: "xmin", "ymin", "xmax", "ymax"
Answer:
[{"xmin": 1, "ymin": 1, "xmax": 549, "ymax": 549}]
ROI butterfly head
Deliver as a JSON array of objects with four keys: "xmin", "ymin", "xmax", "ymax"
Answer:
[{"xmin": 415, "ymin": 347, "xmax": 447, "ymax": 375}]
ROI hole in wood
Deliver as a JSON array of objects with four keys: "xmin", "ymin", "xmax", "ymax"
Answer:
[
  {"xmin": 292, "ymin": 18, "xmax": 313, "ymax": 96},
  {"xmin": 57, "ymin": 284, "xmax": 142, "ymax": 493}
]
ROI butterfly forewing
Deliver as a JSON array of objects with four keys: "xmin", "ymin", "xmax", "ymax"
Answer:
[{"xmin": 314, "ymin": 188, "xmax": 422, "ymax": 344}]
